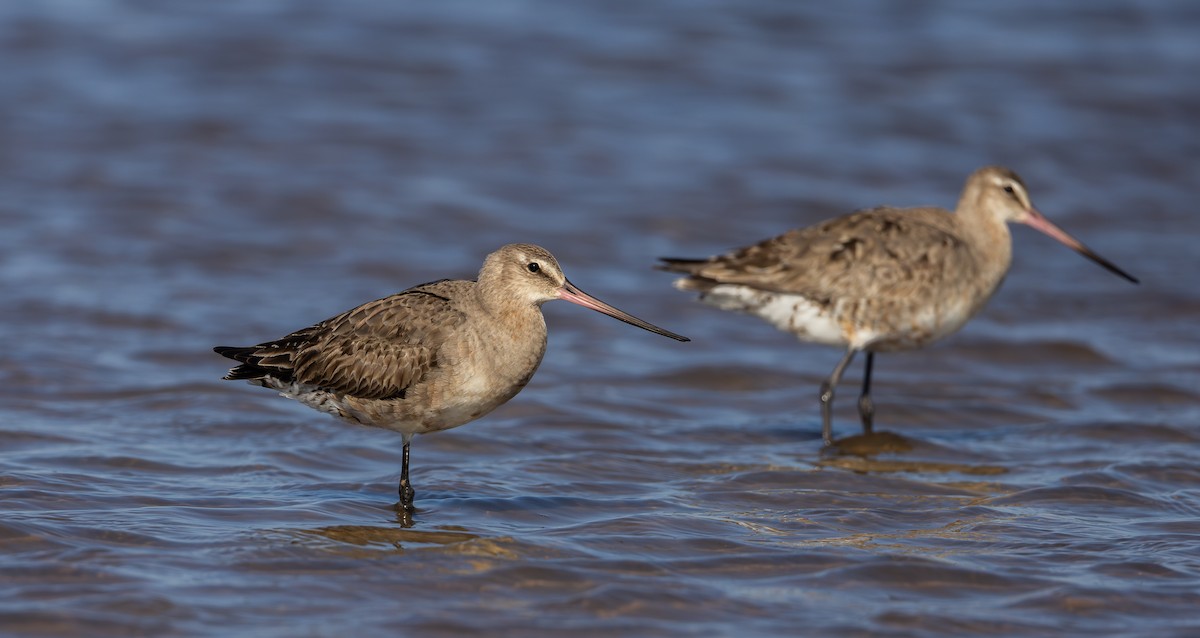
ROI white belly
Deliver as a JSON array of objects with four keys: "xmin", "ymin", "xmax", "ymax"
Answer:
[
  {"xmin": 694, "ymin": 284, "xmax": 849, "ymax": 347},
  {"xmin": 691, "ymin": 282, "xmax": 981, "ymax": 352}
]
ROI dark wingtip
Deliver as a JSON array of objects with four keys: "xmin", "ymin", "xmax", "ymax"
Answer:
[
  {"xmin": 656, "ymin": 257, "xmax": 707, "ymax": 273},
  {"xmin": 214, "ymin": 346, "xmax": 265, "ymax": 381},
  {"xmin": 213, "ymin": 345, "xmax": 254, "ymax": 360},
  {"xmin": 222, "ymin": 367, "xmax": 261, "ymax": 381}
]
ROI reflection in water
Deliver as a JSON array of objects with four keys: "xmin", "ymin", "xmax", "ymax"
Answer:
[
  {"xmin": 830, "ymin": 431, "xmax": 918, "ymax": 454},
  {"xmin": 297, "ymin": 524, "xmax": 481, "ymax": 551},
  {"xmin": 820, "ymin": 456, "xmax": 1009, "ymax": 476},
  {"xmin": 822, "ymin": 431, "xmax": 1009, "ymax": 475}
]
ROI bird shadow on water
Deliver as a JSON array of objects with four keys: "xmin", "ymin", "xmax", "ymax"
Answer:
[
  {"xmin": 283, "ymin": 518, "xmax": 503, "ymax": 558},
  {"xmin": 272, "ymin": 499, "xmax": 503, "ymax": 556},
  {"xmin": 817, "ymin": 430, "xmax": 1009, "ymax": 476}
]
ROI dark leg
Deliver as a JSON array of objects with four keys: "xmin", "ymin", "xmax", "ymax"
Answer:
[
  {"xmin": 398, "ymin": 438, "xmax": 415, "ymax": 511},
  {"xmin": 858, "ymin": 352, "xmax": 875, "ymax": 434},
  {"xmin": 819, "ymin": 348, "xmax": 859, "ymax": 446}
]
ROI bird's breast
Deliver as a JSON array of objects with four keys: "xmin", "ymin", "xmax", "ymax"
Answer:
[{"xmin": 423, "ymin": 319, "xmax": 548, "ymax": 427}]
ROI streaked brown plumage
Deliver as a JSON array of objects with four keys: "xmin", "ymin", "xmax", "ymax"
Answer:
[
  {"xmin": 216, "ymin": 243, "xmax": 688, "ymax": 510},
  {"xmin": 661, "ymin": 166, "xmax": 1137, "ymax": 446}
]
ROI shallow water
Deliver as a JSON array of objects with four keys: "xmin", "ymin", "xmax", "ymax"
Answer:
[{"xmin": 2, "ymin": 1, "xmax": 1199, "ymax": 636}]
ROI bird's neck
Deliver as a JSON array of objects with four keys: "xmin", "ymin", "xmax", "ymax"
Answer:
[
  {"xmin": 469, "ymin": 282, "xmax": 548, "ymax": 389},
  {"xmin": 474, "ymin": 282, "xmax": 547, "ymax": 341},
  {"xmin": 954, "ymin": 206, "xmax": 1014, "ymax": 297}
]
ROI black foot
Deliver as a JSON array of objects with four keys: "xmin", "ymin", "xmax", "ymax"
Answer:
[
  {"xmin": 398, "ymin": 481, "xmax": 416, "ymax": 512},
  {"xmin": 819, "ymin": 381, "xmax": 836, "ymax": 447},
  {"xmin": 858, "ymin": 394, "xmax": 875, "ymax": 434}
]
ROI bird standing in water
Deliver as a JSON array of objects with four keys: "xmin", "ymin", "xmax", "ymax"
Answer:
[
  {"xmin": 216, "ymin": 243, "xmax": 688, "ymax": 510},
  {"xmin": 660, "ymin": 166, "xmax": 1137, "ymax": 446}
]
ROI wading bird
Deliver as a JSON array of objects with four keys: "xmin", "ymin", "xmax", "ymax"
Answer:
[
  {"xmin": 660, "ymin": 166, "xmax": 1137, "ymax": 446},
  {"xmin": 217, "ymin": 243, "xmax": 688, "ymax": 510}
]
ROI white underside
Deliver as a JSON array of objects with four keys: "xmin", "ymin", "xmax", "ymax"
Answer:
[
  {"xmin": 256, "ymin": 368, "xmax": 512, "ymax": 439},
  {"xmin": 693, "ymin": 283, "xmax": 853, "ymax": 347},
  {"xmin": 688, "ymin": 281, "xmax": 975, "ymax": 351},
  {"xmin": 257, "ymin": 379, "xmax": 343, "ymax": 415},
  {"xmin": 256, "ymin": 378, "xmax": 429, "ymax": 437}
]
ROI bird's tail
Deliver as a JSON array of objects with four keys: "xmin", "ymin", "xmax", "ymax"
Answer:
[
  {"xmin": 656, "ymin": 257, "xmax": 709, "ymax": 274},
  {"xmin": 213, "ymin": 345, "xmax": 277, "ymax": 381}
]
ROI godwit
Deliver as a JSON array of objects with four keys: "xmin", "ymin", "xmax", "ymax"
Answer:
[
  {"xmin": 216, "ymin": 243, "xmax": 688, "ymax": 510},
  {"xmin": 660, "ymin": 166, "xmax": 1137, "ymax": 446}
]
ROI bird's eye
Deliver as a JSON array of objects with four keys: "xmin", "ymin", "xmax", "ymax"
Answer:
[
  {"xmin": 527, "ymin": 262, "xmax": 540, "ymax": 273},
  {"xmin": 1002, "ymin": 185, "xmax": 1016, "ymax": 195}
]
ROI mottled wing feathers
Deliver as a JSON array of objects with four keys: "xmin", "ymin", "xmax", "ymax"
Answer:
[
  {"xmin": 214, "ymin": 281, "xmax": 468, "ymax": 400},
  {"xmin": 662, "ymin": 207, "xmax": 978, "ymax": 301}
]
